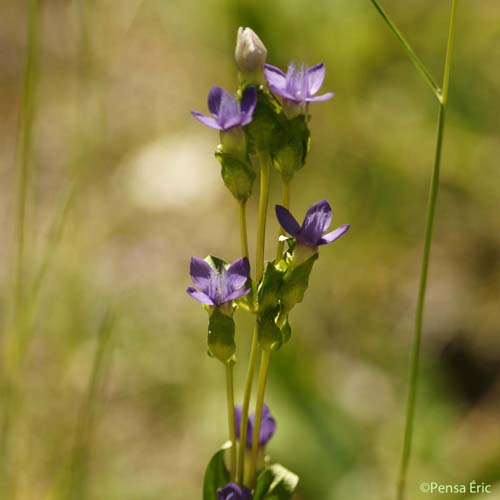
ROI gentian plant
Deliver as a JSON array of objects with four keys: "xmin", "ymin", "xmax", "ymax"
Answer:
[{"xmin": 188, "ymin": 27, "xmax": 349, "ymax": 499}]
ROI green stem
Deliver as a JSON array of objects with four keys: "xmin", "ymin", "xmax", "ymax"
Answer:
[
  {"xmin": 255, "ymin": 152, "xmax": 271, "ymax": 281},
  {"xmin": 237, "ymin": 325, "xmax": 259, "ymax": 485},
  {"xmin": 370, "ymin": 0, "xmax": 441, "ymax": 101},
  {"xmin": 275, "ymin": 179, "xmax": 290, "ymax": 260},
  {"xmin": 236, "ymin": 150, "xmax": 271, "ymax": 484},
  {"xmin": 225, "ymin": 362, "xmax": 237, "ymax": 481},
  {"xmin": 248, "ymin": 346, "xmax": 271, "ymax": 487},
  {"xmin": 396, "ymin": 3, "xmax": 458, "ymax": 499},
  {"xmin": 239, "ymin": 201, "xmax": 249, "ymax": 259}
]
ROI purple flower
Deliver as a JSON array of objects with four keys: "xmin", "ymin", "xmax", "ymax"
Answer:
[
  {"xmin": 264, "ymin": 62, "xmax": 334, "ymax": 114},
  {"xmin": 235, "ymin": 404, "xmax": 276, "ymax": 448},
  {"xmin": 187, "ymin": 257, "xmax": 251, "ymax": 306},
  {"xmin": 217, "ymin": 483, "xmax": 252, "ymax": 500},
  {"xmin": 276, "ymin": 200, "xmax": 350, "ymax": 251},
  {"xmin": 192, "ymin": 86, "xmax": 257, "ymax": 131}
]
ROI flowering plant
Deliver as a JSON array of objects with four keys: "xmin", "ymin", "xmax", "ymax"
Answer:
[{"xmin": 188, "ymin": 27, "xmax": 349, "ymax": 499}]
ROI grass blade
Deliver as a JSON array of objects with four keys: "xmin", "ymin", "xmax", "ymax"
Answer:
[{"xmin": 396, "ymin": 2, "xmax": 459, "ymax": 499}]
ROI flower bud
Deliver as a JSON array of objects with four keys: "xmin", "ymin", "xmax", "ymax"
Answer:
[{"xmin": 235, "ymin": 27, "xmax": 267, "ymax": 84}]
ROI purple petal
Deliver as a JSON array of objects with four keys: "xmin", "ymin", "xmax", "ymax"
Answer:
[
  {"xmin": 224, "ymin": 287, "xmax": 251, "ymax": 302},
  {"xmin": 268, "ymin": 85, "xmax": 299, "ymax": 102},
  {"xmin": 218, "ymin": 90, "xmax": 240, "ymax": 130},
  {"xmin": 234, "ymin": 406, "xmax": 242, "ymax": 439},
  {"xmin": 240, "ymin": 113, "xmax": 254, "ymax": 127},
  {"xmin": 261, "ymin": 404, "xmax": 271, "ymax": 418},
  {"xmin": 191, "ymin": 111, "xmax": 222, "ymax": 130},
  {"xmin": 226, "ymin": 257, "xmax": 250, "ymax": 290},
  {"xmin": 318, "ymin": 224, "xmax": 350, "ymax": 245},
  {"xmin": 186, "ymin": 286, "xmax": 214, "ymax": 305},
  {"xmin": 259, "ymin": 415, "xmax": 276, "ymax": 447},
  {"xmin": 217, "ymin": 483, "xmax": 252, "ymax": 500},
  {"xmin": 307, "ymin": 63, "xmax": 326, "ymax": 95},
  {"xmin": 305, "ymin": 92, "xmax": 335, "ymax": 102},
  {"xmin": 220, "ymin": 114, "xmax": 243, "ymax": 131},
  {"xmin": 241, "ymin": 486, "xmax": 252, "ymax": 500},
  {"xmin": 240, "ymin": 86, "xmax": 257, "ymax": 116},
  {"xmin": 286, "ymin": 63, "xmax": 309, "ymax": 102},
  {"xmin": 208, "ymin": 86, "xmax": 224, "ymax": 116},
  {"xmin": 301, "ymin": 200, "xmax": 332, "ymax": 245},
  {"xmin": 248, "ymin": 404, "xmax": 276, "ymax": 447},
  {"xmin": 264, "ymin": 64, "xmax": 287, "ymax": 91},
  {"xmin": 275, "ymin": 205, "xmax": 301, "ymax": 238},
  {"xmin": 268, "ymin": 84, "xmax": 291, "ymax": 100},
  {"xmin": 190, "ymin": 257, "xmax": 213, "ymax": 292}
]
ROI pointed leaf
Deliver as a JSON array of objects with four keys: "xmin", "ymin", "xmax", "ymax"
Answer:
[
  {"xmin": 208, "ymin": 309, "xmax": 236, "ymax": 363},
  {"xmin": 280, "ymin": 253, "xmax": 318, "ymax": 312},
  {"xmin": 257, "ymin": 309, "xmax": 282, "ymax": 351},
  {"xmin": 215, "ymin": 150, "xmax": 255, "ymax": 202},
  {"xmin": 253, "ymin": 464, "xmax": 299, "ymax": 500},
  {"xmin": 257, "ymin": 262, "xmax": 284, "ymax": 313},
  {"xmin": 203, "ymin": 443, "xmax": 231, "ymax": 500}
]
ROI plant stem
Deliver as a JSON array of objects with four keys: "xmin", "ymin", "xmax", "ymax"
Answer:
[
  {"xmin": 396, "ymin": 2, "xmax": 458, "ymax": 499},
  {"xmin": 275, "ymin": 179, "xmax": 290, "ymax": 260},
  {"xmin": 239, "ymin": 201, "xmax": 249, "ymax": 259},
  {"xmin": 236, "ymin": 150, "xmax": 271, "ymax": 484},
  {"xmin": 236, "ymin": 325, "xmax": 259, "ymax": 484},
  {"xmin": 225, "ymin": 362, "xmax": 237, "ymax": 481},
  {"xmin": 255, "ymin": 152, "xmax": 271, "ymax": 281},
  {"xmin": 248, "ymin": 346, "xmax": 271, "ymax": 486}
]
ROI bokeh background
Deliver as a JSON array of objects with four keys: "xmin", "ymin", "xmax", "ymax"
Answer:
[{"xmin": 1, "ymin": 1, "xmax": 500, "ymax": 499}]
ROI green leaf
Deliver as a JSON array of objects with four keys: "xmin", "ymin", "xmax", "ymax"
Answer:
[
  {"xmin": 215, "ymin": 150, "xmax": 255, "ymax": 202},
  {"xmin": 257, "ymin": 262, "xmax": 284, "ymax": 313},
  {"xmin": 203, "ymin": 443, "xmax": 231, "ymax": 500},
  {"xmin": 208, "ymin": 309, "xmax": 236, "ymax": 363},
  {"xmin": 280, "ymin": 253, "xmax": 318, "ymax": 312},
  {"xmin": 257, "ymin": 309, "xmax": 282, "ymax": 351},
  {"xmin": 280, "ymin": 317, "xmax": 292, "ymax": 344},
  {"xmin": 253, "ymin": 464, "xmax": 299, "ymax": 500},
  {"xmin": 245, "ymin": 89, "xmax": 282, "ymax": 153},
  {"xmin": 271, "ymin": 115, "xmax": 310, "ymax": 182}
]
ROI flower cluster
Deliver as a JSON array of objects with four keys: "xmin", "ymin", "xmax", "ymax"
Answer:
[{"xmin": 187, "ymin": 26, "xmax": 349, "ymax": 499}]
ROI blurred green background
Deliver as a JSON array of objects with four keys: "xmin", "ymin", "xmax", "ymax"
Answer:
[{"xmin": 1, "ymin": 1, "xmax": 500, "ymax": 499}]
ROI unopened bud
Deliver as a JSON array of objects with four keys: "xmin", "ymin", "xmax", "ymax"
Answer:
[{"xmin": 235, "ymin": 27, "xmax": 267, "ymax": 83}]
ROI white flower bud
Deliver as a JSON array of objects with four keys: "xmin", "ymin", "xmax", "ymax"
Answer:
[{"xmin": 235, "ymin": 27, "xmax": 267, "ymax": 73}]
